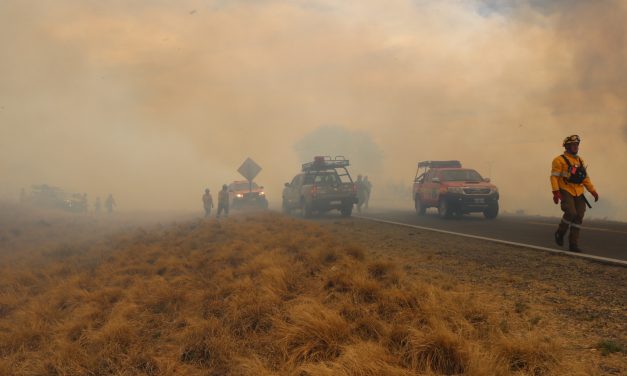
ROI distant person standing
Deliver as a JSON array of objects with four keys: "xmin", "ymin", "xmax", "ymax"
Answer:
[
  {"xmin": 217, "ymin": 184, "xmax": 229, "ymax": 219},
  {"xmin": 355, "ymin": 175, "xmax": 367, "ymax": 213},
  {"xmin": 202, "ymin": 188, "xmax": 214, "ymax": 218},
  {"xmin": 94, "ymin": 197, "xmax": 102, "ymax": 214},
  {"xmin": 363, "ymin": 176, "xmax": 372, "ymax": 209},
  {"xmin": 105, "ymin": 194, "xmax": 116, "ymax": 214}
]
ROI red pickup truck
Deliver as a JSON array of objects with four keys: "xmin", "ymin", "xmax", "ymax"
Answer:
[{"xmin": 413, "ymin": 160, "xmax": 499, "ymax": 219}]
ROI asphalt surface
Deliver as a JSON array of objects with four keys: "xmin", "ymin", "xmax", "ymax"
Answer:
[{"xmin": 355, "ymin": 208, "xmax": 627, "ymax": 262}]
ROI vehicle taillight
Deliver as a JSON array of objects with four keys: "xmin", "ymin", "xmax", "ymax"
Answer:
[{"xmin": 310, "ymin": 185, "xmax": 318, "ymax": 196}]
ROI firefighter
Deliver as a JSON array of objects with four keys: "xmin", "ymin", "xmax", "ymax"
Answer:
[
  {"xmin": 550, "ymin": 135, "xmax": 599, "ymax": 252},
  {"xmin": 202, "ymin": 188, "xmax": 214, "ymax": 218},
  {"xmin": 105, "ymin": 194, "xmax": 116, "ymax": 214},
  {"xmin": 94, "ymin": 197, "xmax": 101, "ymax": 214},
  {"xmin": 363, "ymin": 176, "xmax": 372, "ymax": 209},
  {"xmin": 217, "ymin": 184, "xmax": 229, "ymax": 219},
  {"xmin": 355, "ymin": 175, "xmax": 367, "ymax": 213}
]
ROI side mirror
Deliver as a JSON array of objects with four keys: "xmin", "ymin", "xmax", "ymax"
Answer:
[
  {"xmin": 432, "ymin": 177, "xmax": 441, "ymax": 183},
  {"xmin": 284, "ymin": 183, "xmax": 290, "ymax": 187},
  {"xmin": 483, "ymin": 178, "xmax": 491, "ymax": 183}
]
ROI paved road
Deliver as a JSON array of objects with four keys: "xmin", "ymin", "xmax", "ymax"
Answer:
[{"xmin": 356, "ymin": 208, "xmax": 627, "ymax": 262}]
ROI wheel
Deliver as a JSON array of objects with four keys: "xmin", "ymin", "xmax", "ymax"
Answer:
[
  {"xmin": 415, "ymin": 197, "xmax": 426, "ymax": 216},
  {"xmin": 301, "ymin": 200, "xmax": 312, "ymax": 218},
  {"xmin": 341, "ymin": 205, "xmax": 353, "ymax": 217},
  {"xmin": 483, "ymin": 203, "xmax": 499, "ymax": 219},
  {"xmin": 438, "ymin": 199, "xmax": 452, "ymax": 219}
]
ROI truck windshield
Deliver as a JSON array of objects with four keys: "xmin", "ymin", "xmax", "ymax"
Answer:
[
  {"xmin": 304, "ymin": 172, "xmax": 340, "ymax": 185},
  {"xmin": 440, "ymin": 169, "xmax": 483, "ymax": 182}
]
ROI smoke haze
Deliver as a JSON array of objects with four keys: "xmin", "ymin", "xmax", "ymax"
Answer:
[{"xmin": 1, "ymin": 0, "xmax": 626, "ymax": 219}]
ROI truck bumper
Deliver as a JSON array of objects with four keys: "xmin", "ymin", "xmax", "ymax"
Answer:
[
  {"xmin": 310, "ymin": 196, "xmax": 357, "ymax": 211},
  {"xmin": 444, "ymin": 193, "xmax": 499, "ymax": 213}
]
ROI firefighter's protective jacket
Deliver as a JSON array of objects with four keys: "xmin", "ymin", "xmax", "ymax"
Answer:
[
  {"xmin": 218, "ymin": 190, "xmax": 229, "ymax": 204},
  {"xmin": 550, "ymin": 153, "xmax": 595, "ymax": 196}
]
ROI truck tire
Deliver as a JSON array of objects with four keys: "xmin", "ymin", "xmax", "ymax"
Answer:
[
  {"xmin": 341, "ymin": 205, "xmax": 353, "ymax": 217},
  {"xmin": 483, "ymin": 203, "xmax": 499, "ymax": 219},
  {"xmin": 438, "ymin": 199, "xmax": 453, "ymax": 219},
  {"xmin": 415, "ymin": 196, "xmax": 426, "ymax": 216}
]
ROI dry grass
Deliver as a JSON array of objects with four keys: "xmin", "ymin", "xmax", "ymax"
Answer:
[{"xmin": 0, "ymin": 206, "xmax": 614, "ymax": 375}]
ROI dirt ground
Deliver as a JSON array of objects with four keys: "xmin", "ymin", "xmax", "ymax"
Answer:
[{"xmin": 320, "ymin": 217, "xmax": 627, "ymax": 374}]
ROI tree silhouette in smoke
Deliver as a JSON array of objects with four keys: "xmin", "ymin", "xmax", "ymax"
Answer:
[{"xmin": 294, "ymin": 126, "xmax": 384, "ymax": 174}]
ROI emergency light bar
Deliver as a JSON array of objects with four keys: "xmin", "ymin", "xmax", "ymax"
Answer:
[
  {"xmin": 302, "ymin": 156, "xmax": 350, "ymax": 171},
  {"xmin": 417, "ymin": 160, "xmax": 462, "ymax": 169}
]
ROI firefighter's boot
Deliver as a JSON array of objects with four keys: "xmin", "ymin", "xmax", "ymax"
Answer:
[
  {"xmin": 555, "ymin": 221, "xmax": 568, "ymax": 247},
  {"xmin": 568, "ymin": 225, "xmax": 582, "ymax": 252}
]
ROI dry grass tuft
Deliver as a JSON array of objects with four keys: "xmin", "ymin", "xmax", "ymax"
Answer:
[
  {"xmin": 0, "ymin": 208, "xmax": 604, "ymax": 375},
  {"xmin": 275, "ymin": 299, "xmax": 350, "ymax": 363},
  {"xmin": 497, "ymin": 334, "xmax": 559, "ymax": 375}
]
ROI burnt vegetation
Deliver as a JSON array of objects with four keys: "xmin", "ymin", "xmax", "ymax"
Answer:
[{"xmin": 0, "ymin": 210, "xmax": 618, "ymax": 375}]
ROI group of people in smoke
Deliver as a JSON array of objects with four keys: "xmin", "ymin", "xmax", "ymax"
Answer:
[{"xmin": 201, "ymin": 176, "xmax": 373, "ymax": 218}]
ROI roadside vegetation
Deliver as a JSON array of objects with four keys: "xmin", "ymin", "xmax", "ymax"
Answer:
[{"xmin": 0, "ymin": 206, "xmax": 623, "ymax": 375}]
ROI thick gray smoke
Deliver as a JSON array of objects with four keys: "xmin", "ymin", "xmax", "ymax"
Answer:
[
  {"xmin": 294, "ymin": 126, "xmax": 383, "ymax": 175},
  {"xmin": 1, "ymin": 0, "xmax": 626, "ymax": 219}
]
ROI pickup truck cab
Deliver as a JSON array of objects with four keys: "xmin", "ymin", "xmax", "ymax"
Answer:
[
  {"xmin": 413, "ymin": 160, "xmax": 499, "ymax": 219},
  {"xmin": 228, "ymin": 180, "xmax": 268, "ymax": 209},
  {"xmin": 283, "ymin": 156, "xmax": 358, "ymax": 217}
]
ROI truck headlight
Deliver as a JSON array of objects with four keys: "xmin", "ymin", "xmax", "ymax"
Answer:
[
  {"xmin": 447, "ymin": 187, "xmax": 464, "ymax": 194},
  {"xmin": 236, "ymin": 193, "xmax": 243, "ymax": 198},
  {"xmin": 259, "ymin": 191, "xmax": 265, "ymax": 196}
]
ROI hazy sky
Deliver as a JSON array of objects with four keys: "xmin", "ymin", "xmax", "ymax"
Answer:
[{"xmin": 1, "ymin": 0, "xmax": 626, "ymax": 219}]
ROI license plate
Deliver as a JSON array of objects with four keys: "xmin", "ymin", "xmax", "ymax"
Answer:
[
  {"xmin": 474, "ymin": 198, "xmax": 485, "ymax": 204},
  {"xmin": 330, "ymin": 200, "xmax": 341, "ymax": 205}
]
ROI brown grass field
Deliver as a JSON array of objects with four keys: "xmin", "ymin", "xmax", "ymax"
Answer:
[{"xmin": 0, "ymin": 204, "xmax": 624, "ymax": 375}]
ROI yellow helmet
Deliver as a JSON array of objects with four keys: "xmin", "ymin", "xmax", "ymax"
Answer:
[{"xmin": 563, "ymin": 134, "xmax": 581, "ymax": 147}]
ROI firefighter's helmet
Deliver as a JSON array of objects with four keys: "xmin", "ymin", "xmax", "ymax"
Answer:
[{"xmin": 563, "ymin": 134, "xmax": 581, "ymax": 147}]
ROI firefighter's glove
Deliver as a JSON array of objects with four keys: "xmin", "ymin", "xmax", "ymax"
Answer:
[
  {"xmin": 552, "ymin": 190, "xmax": 561, "ymax": 204},
  {"xmin": 591, "ymin": 191, "xmax": 599, "ymax": 202}
]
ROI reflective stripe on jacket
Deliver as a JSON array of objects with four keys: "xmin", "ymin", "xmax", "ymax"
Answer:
[{"xmin": 550, "ymin": 153, "xmax": 595, "ymax": 196}]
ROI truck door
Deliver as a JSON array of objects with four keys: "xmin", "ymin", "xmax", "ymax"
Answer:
[
  {"xmin": 287, "ymin": 175, "xmax": 302, "ymax": 207},
  {"xmin": 421, "ymin": 170, "xmax": 439, "ymax": 206}
]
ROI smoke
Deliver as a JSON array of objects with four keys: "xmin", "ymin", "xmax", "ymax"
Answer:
[
  {"xmin": 1, "ymin": 0, "xmax": 626, "ymax": 219},
  {"xmin": 294, "ymin": 126, "xmax": 383, "ymax": 175}
]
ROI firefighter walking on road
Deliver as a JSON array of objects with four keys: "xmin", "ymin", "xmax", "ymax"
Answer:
[
  {"xmin": 202, "ymin": 188, "xmax": 214, "ymax": 218},
  {"xmin": 550, "ymin": 135, "xmax": 599, "ymax": 252},
  {"xmin": 217, "ymin": 184, "xmax": 229, "ymax": 219}
]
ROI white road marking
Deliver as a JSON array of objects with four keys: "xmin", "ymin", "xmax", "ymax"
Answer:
[
  {"xmin": 525, "ymin": 221, "xmax": 627, "ymax": 235},
  {"xmin": 355, "ymin": 215, "xmax": 627, "ymax": 267}
]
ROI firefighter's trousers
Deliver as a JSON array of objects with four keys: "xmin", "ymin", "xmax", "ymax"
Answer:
[
  {"xmin": 217, "ymin": 203, "xmax": 229, "ymax": 218},
  {"xmin": 556, "ymin": 190, "xmax": 587, "ymax": 247}
]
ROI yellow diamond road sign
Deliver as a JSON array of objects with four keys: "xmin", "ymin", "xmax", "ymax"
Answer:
[{"xmin": 237, "ymin": 158, "xmax": 262, "ymax": 181}]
